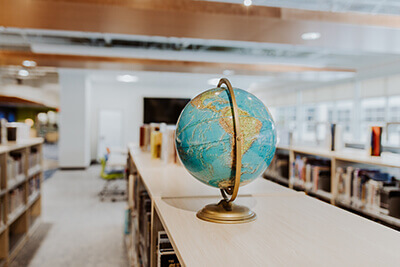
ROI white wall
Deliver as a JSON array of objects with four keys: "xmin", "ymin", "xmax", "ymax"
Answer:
[
  {"xmin": 88, "ymin": 80, "xmax": 196, "ymax": 161},
  {"xmin": 58, "ymin": 69, "xmax": 91, "ymax": 168},
  {"xmin": 59, "ymin": 69, "xmax": 258, "ymax": 166}
]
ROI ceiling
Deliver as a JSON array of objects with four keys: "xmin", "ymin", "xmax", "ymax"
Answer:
[
  {"xmin": 1, "ymin": 27, "xmax": 393, "ymax": 70},
  {"xmin": 204, "ymin": 0, "xmax": 400, "ymax": 15},
  {"xmin": 2, "ymin": 0, "xmax": 400, "ymax": 104}
]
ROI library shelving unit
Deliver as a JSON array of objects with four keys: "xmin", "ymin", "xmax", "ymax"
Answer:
[
  {"xmin": 125, "ymin": 145, "xmax": 299, "ymax": 267},
  {"xmin": 126, "ymin": 145, "xmax": 400, "ymax": 267},
  {"xmin": 0, "ymin": 138, "xmax": 43, "ymax": 267},
  {"xmin": 264, "ymin": 144, "xmax": 400, "ymax": 229}
]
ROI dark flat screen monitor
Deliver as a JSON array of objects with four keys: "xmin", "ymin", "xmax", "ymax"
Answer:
[{"xmin": 143, "ymin": 97, "xmax": 190, "ymax": 124}]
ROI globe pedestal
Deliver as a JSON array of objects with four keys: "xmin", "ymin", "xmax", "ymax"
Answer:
[{"xmin": 196, "ymin": 199, "xmax": 256, "ymax": 224}]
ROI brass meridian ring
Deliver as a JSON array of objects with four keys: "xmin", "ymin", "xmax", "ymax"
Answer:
[{"xmin": 217, "ymin": 78, "xmax": 242, "ymax": 203}]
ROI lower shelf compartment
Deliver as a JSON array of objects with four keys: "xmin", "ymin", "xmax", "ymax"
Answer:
[
  {"xmin": 337, "ymin": 201, "xmax": 400, "ymax": 229},
  {"xmin": 9, "ymin": 232, "xmax": 26, "ymax": 256}
]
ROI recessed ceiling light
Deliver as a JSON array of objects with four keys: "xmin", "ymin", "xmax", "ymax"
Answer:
[
  {"xmin": 244, "ymin": 0, "xmax": 252, "ymax": 7},
  {"xmin": 223, "ymin": 69, "xmax": 235, "ymax": 76},
  {"xmin": 301, "ymin": 32, "xmax": 321, "ymax": 40},
  {"xmin": 18, "ymin": 69, "xmax": 29, "ymax": 77},
  {"xmin": 116, "ymin": 74, "xmax": 138, "ymax": 83},
  {"xmin": 208, "ymin": 78, "xmax": 220, "ymax": 86},
  {"xmin": 22, "ymin": 60, "xmax": 37, "ymax": 67}
]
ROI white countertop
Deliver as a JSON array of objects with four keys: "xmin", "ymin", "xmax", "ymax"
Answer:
[
  {"xmin": 129, "ymin": 147, "xmax": 297, "ymax": 199},
  {"xmin": 155, "ymin": 194, "xmax": 400, "ymax": 267},
  {"xmin": 130, "ymin": 145, "xmax": 400, "ymax": 266}
]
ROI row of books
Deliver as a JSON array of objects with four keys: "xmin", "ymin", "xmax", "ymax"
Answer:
[
  {"xmin": 335, "ymin": 167, "xmax": 400, "ymax": 218},
  {"xmin": 28, "ymin": 174, "xmax": 41, "ymax": 197},
  {"xmin": 265, "ymin": 154, "xmax": 289, "ymax": 179},
  {"xmin": 140, "ymin": 123, "xmax": 181, "ymax": 165},
  {"xmin": 138, "ymin": 191, "xmax": 151, "ymax": 267},
  {"xmin": 8, "ymin": 185, "xmax": 25, "ymax": 216},
  {"xmin": 7, "ymin": 153, "xmax": 25, "ymax": 181},
  {"xmin": 28, "ymin": 149, "xmax": 40, "ymax": 168},
  {"xmin": 157, "ymin": 231, "xmax": 181, "ymax": 267},
  {"xmin": 291, "ymin": 156, "xmax": 331, "ymax": 193}
]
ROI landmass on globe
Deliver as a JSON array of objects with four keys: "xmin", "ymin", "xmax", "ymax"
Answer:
[{"xmin": 175, "ymin": 87, "xmax": 276, "ymax": 189}]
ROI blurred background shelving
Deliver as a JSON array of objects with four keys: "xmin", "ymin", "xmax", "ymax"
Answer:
[
  {"xmin": 0, "ymin": 139, "xmax": 43, "ymax": 267},
  {"xmin": 265, "ymin": 145, "xmax": 400, "ymax": 229}
]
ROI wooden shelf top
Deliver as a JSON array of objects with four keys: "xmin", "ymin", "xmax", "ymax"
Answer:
[
  {"xmin": 129, "ymin": 146, "xmax": 298, "ymax": 199},
  {"xmin": 155, "ymin": 194, "xmax": 400, "ymax": 267},
  {"xmin": 0, "ymin": 138, "xmax": 44, "ymax": 154},
  {"xmin": 277, "ymin": 144, "xmax": 400, "ymax": 168}
]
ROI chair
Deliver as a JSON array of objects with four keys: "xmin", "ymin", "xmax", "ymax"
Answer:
[{"xmin": 98, "ymin": 157, "xmax": 127, "ymax": 201}]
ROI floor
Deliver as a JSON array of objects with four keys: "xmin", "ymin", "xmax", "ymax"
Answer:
[
  {"xmin": 11, "ymin": 165, "xmax": 129, "ymax": 267},
  {"xmin": 42, "ymin": 143, "xmax": 59, "ymax": 180}
]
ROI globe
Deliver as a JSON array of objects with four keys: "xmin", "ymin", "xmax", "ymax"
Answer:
[{"xmin": 175, "ymin": 86, "xmax": 276, "ymax": 190}]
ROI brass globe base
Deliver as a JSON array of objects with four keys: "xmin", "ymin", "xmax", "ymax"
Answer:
[{"xmin": 196, "ymin": 199, "xmax": 256, "ymax": 224}]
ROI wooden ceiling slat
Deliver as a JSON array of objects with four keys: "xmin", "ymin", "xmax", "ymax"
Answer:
[
  {"xmin": 1, "ymin": 0, "xmax": 400, "ymax": 48},
  {"xmin": 0, "ymin": 50, "xmax": 355, "ymax": 74},
  {"xmin": 0, "ymin": 95, "xmax": 46, "ymax": 107}
]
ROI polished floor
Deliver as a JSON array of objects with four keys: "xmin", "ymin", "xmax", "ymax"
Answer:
[{"xmin": 11, "ymin": 165, "xmax": 128, "ymax": 267}]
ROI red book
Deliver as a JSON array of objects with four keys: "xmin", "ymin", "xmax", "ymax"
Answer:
[{"xmin": 370, "ymin": 126, "xmax": 382, "ymax": 156}]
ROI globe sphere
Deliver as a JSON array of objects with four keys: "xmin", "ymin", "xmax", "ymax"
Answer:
[{"xmin": 175, "ymin": 87, "xmax": 276, "ymax": 189}]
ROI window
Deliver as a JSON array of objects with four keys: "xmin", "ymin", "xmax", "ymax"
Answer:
[
  {"xmin": 335, "ymin": 101, "xmax": 353, "ymax": 142},
  {"xmin": 387, "ymin": 96, "xmax": 400, "ymax": 145},
  {"xmin": 274, "ymin": 106, "xmax": 297, "ymax": 132},
  {"xmin": 360, "ymin": 97, "xmax": 386, "ymax": 143},
  {"xmin": 302, "ymin": 104, "xmax": 317, "ymax": 142}
]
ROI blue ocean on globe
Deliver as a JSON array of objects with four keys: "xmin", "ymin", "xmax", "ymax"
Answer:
[{"xmin": 175, "ymin": 87, "xmax": 276, "ymax": 189}]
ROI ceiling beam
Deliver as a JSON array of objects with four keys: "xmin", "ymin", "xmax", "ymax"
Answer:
[
  {"xmin": 281, "ymin": 8, "xmax": 400, "ymax": 29},
  {"xmin": 0, "ymin": 50, "xmax": 355, "ymax": 75},
  {"xmin": 12, "ymin": 0, "xmax": 400, "ymax": 28},
  {"xmin": 2, "ymin": 0, "xmax": 400, "ymax": 54},
  {"xmin": 2, "ymin": 0, "xmax": 399, "ymax": 29},
  {"xmin": 0, "ymin": 95, "xmax": 46, "ymax": 107}
]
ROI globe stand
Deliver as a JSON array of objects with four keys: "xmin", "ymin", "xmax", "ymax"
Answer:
[
  {"xmin": 196, "ymin": 199, "xmax": 256, "ymax": 224},
  {"xmin": 196, "ymin": 78, "xmax": 257, "ymax": 224}
]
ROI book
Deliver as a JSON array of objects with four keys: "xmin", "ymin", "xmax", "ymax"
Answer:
[
  {"xmin": 292, "ymin": 156, "xmax": 331, "ymax": 192},
  {"xmin": 8, "ymin": 185, "xmax": 25, "ymax": 216},
  {"xmin": 157, "ymin": 231, "xmax": 181, "ymax": 267},
  {"xmin": 150, "ymin": 131, "xmax": 163, "ymax": 159},
  {"xmin": 161, "ymin": 125, "xmax": 176, "ymax": 164},
  {"xmin": 370, "ymin": 126, "xmax": 382, "ymax": 156},
  {"xmin": 344, "ymin": 166, "xmax": 354, "ymax": 204}
]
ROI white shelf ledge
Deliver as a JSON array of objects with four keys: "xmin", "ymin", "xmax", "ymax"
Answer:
[
  {"xmin": 7, "ymin": 174, "xmax": 27, "ymax": 190},
  {"xmin": 28, "ymin": 164, "xmax": 41, "ymax": 177},
  {"xmin": 7, "ymin": 205, "xmax": 26, "ymax": 226}
]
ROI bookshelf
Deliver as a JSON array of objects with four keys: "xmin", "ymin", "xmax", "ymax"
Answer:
[
  {"xmin": 264, "ymin": 145, "xmax": 400, "ymax": 229},
  {"xmin": 0, "ymin": 138, "xmax": 43, "ymax": 267},
  {"xmin": 125, "ymin": 146, "xmax": 299, "ymax": 267},
  {"xmin": 127, "ymin": 146, "xmax": 400, "ymax": 266}
]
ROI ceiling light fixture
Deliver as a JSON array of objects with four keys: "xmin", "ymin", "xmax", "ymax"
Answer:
[
  {"xmin": 244, "ymin": 0, "xmax": 252, "ymax": 7},
  {"xmin": 301, "ymin": 32, "xmax": 321, "ymax": 40},
  {"xmin": 223, "ymin": 69, "xmax": 235, "ymax": 76},
  {"xmin": 18, "ymin": 69, "xmax": 29, "ymax": 77},
  {"xmin": 22, "ymin": 60, "xmax": 37, "ymax": 67},
  {"xmin": 116, "ymin": 74, "xmax": 138, "ymax": 83}
]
